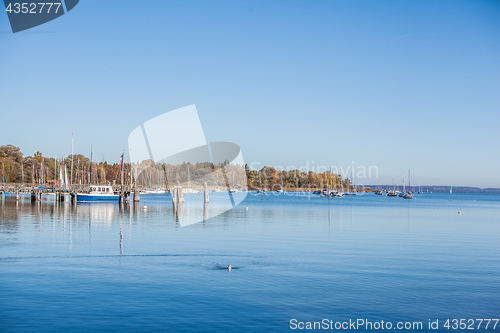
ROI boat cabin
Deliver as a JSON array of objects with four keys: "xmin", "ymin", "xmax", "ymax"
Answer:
[{"xmin": 89, "ymin": 186, "xmax": 114, "ymax": 194}]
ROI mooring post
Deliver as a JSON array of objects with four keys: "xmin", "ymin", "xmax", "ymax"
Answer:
[
  {"xmin": 171, "ymin": 187, "xmax": 177, "ymax": 215},
  {"xmin": 178, "ymin": 187, "xmax": 185, "ymax": 203},
  {"xmin": 31, "ymin": 191, "xmax": 36, "ymax": 202},
  {"xmin": 176, "ymin": 181, "xmax": 185, "ymax": 203},
  {"xmin": 172, "ymin": 186, "xmax": 177, "ymax": 204},
  {"xmin": 204, "ymin": 182, "xmax": 209, "ymax": 203},
  {"xmin": 203, "ymin": 202, "xmax": 209, "ymax": 221},
  {"xmin": 134, "ymin": 188, "xmax": 140, "ymax": 202},
  {"xmin": 16, "ymin": 191, "xmax": 19, "ymax": 201}
]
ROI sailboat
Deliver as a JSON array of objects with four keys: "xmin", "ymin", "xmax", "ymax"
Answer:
[
  {"xmin": 351, "ymin": 168, "xmax": 357, "ymax": 195},
  {"xmin": 276, "ymin": 171, "xmax": 285, "ymax": 193},
  {"xmin": 64, "ymin": 165, "xmax": 69, "ymax": 191},
  {"xmin": 229, "ymin": 172, "xmax": 238, "ymax": 193},
  {"xmin": 345, "ymin": 168, "xmax": 357, "ymax": 195},
  {"xmin": 388, "ymin": 177, "xmax": 398, "ymax": 196},
  {"xmin": 375, "ymin": 179, "xmax": 384, "ymax": 195},
  {"xmin": 398, "ymin": 175, "xmax": 406, "ymax": 197},
  {"xmin": 418, "ymin": 181, "xmax": 422, "ymax": 194},
  {"xmin": 183, "ymin": 166, "xmax": 199, "ymax": 193},
  {"xmin": 403, "ymin": 170, "xmax": 414, "ymax": 199},
  {"xmin": 212, "ymin": 168, "xmax": 221, "ymax": 192}
]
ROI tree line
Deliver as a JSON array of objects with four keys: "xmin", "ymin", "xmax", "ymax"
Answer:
[{"xmin": 0, "ymin": 145, "xmax": 352, "ymax": 190}]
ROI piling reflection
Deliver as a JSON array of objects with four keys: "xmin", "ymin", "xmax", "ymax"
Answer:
[{"xmin": 0, "ymin": 193, "xmax": 236, "ymax": 233}]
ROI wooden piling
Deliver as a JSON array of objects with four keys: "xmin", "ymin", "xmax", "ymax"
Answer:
[
  {"xmin": 203, "ymin": 202, "xmax": 209, "ymax": 221},
  {"xmin": 172, "ymin": 187, "xmax": 177, "ymax": 204},
  {"xmin": 178, "ymin": 187, "xmax": 185, "ymax": 203},
  {"xmin": 204, "ymin": 182, "xmax": 209, "ymax": 203}
]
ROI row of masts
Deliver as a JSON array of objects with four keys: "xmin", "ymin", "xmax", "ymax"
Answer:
[
  {"xmin": 382, "ymin": 171, "xmax": 423, "ymax": 193},
  {"xmin": 11, "ymin": 157, "xmax": 128, "ymax": 187}
]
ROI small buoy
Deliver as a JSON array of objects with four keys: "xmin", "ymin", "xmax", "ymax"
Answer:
[
  {"xmin": 227, "ymin": 265, "xmax": 232, "ymax": 272},
  {"xmin": 458, "ymin": 211, "xmax": 461, "ymax": 214},
  {"xmin": 143, "ymin": 206, "xmax": 147, "ymax": 210},
  {"xmin": 246, "ymin": 207, "xmax": 248, "ymax": 210}
]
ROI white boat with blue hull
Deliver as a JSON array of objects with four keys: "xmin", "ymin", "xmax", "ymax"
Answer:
[{"xmin": 72, "ymin": 185, "xmax": 120, "ymax": 202}]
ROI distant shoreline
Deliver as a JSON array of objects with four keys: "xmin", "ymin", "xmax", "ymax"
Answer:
[{"xmin": 365, "ymin": 185, "xmax": 500, "ymax": 194}]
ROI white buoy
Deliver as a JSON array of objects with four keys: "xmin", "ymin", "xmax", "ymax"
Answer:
[
  {"xmin": 246, "ymin": 207, "xmax": 248, "ymax": 210},
  {"xmin": 143, "ymin": 206, "xmax": 147, "ymax": 210},
  {"xmin": 227, "ymin": 265, "xmax": 232, "ymax": 272}
]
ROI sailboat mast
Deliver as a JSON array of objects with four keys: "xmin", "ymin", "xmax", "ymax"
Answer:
[
  {"xmin": 90, "ymin": 145, "xmax": 93, "ymax": 185},
  {"xmin": 329, "ymin": 167, "xmax": 332, "ymax": 191},
  {"xmin": 120, "ymin": 151, "xmax": 124, "ymax": 190},
  {"xmin": 71, "ymin": 132, "xmax": 74, "ymax": 186},
  {"xmin": 351, "ymin": 168, "xmax": 354, "ymax": 192},
  {"xmin": 408, "ymin": 170, "xmax": 411, "ymax": 193}
]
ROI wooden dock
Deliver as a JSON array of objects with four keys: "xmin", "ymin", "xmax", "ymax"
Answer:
[{"xmin": 0, "ymin": 184, "xmax": 134, "ymax": 203}]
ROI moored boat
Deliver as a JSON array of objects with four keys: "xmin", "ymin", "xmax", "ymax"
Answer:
[
  {"xmin": 144, "ymin": 188, "xmax": 167, "ymax": 194},
  {"xmin": 388, "ymin": 177, "xmax": 398, "ymax": 196},
  {"xmin": 71, "ymin": 185, "xmax": 120, "ymax": 202},
  {"xmin": 403, "ymin": 193, "xmax": 414, "ymax": 199},
  {"xmin": 403, "ymin": 170, "xmax": 414, "ymax": 199}
]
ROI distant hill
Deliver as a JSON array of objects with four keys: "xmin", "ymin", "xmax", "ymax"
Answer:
[{"xmin": 364, "ymin": 185, "xmax": 500, "ymax": 194}]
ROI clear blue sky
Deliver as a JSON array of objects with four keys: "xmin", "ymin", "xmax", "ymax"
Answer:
[{"xmin": 1, "ymin": 0, "xmax": 499, "ymax": 187}]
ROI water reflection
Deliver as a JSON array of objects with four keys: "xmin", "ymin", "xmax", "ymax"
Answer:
[{"xmin": 0, "ymin": 193, "xmax": 251, "ymax": 256}]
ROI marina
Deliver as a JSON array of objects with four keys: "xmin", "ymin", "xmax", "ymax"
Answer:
[
  {"xmin": 1, "ymin": 1, "xmax": 498, "ymax": 331},
  {"xmin": 1, "ymin": 191, "xmax": 498, "ymax": 332}
]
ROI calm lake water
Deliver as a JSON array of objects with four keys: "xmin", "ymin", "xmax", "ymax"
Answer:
[{"xmin": 1, "ymin": 192, "xmax": 499, "ymax": 332}]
